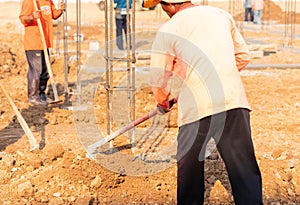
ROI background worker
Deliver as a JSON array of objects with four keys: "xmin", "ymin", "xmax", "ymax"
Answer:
[
  {"xmin": 252, "ymin": 0, "xmax": 264, "ymax": 25},
  {"xmin": 143, "ymin": 0, "xmax": 263, "ymax": 204},
  {"xmin": 114, "ymin": 0, "xmax": 132, "ymax": 50},
  {"xmin": 244, "ymin": 0, "xmax": 254, "ymax": 22},
  {"xmin": 19, "ymin": 0, "xmax": 65, "ymax": 105}
]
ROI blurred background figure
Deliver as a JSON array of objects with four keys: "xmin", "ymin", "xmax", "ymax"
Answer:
[
  {"xmin": 252, "ymin": 0, "xmax": 264, "ymax": 25},
  {"xmin": 244, "ymin": 0, "xmax": 254, "ymax": 22},
  {"xmin": 114, "ymin": 0, "xmax": 132, "ymax": 50}
]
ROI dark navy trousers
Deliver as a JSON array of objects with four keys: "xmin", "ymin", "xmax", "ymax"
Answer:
[
  {"xmin": 25, "ymin": 50, "xmax": 49, "ymax": 99},
  {"xmin": 115, "ymin": 15, "xmax": 131, "ymax": 50},
  {"xmin": 177, "ymin": 108, "xmax": 263, "ymax": 205}
]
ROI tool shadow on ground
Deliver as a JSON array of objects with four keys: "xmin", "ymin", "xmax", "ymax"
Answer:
[{"xmin": 0, "ymin": 103, "xmax": 61, "ymax": 151}]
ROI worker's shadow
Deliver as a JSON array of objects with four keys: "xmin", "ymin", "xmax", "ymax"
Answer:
[{"xmin": 0, "ymin": 103, "xmax": 59, "ymax": 151}]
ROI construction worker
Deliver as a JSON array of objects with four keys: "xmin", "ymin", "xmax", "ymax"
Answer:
[
  {"xmin": 19, "ymin": 0, "xmax": 65, "ymax": 105},
  {"xmin": 143, "ymin": 0, "xmax": 263, "ymax": 204},
  {"xmin": 244, "ymin": 0, "xmax": 254, "ymax": 22},
  {"xmin": 252, "ymin": 0, "xmax": 264, "ymax": 25},
  {"xmin": 114, "ymin": 0, "xmax": 132, "ymax": 50}
]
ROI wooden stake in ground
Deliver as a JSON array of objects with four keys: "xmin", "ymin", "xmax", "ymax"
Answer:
[
  {"xmin": 32, "ymin": 0, "xmax": 61, "ymax": 103},
  {"xmin": 0, "ymin": 82, "xmax": 39, "ymax": 151}
]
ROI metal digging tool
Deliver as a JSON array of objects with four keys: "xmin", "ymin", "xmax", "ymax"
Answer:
[
  {"xmin": 0, "ymin": 82, "xmax": 39, "ymax": 151},
  {"xmin": 87, "ymin": 98, "xmax": 177, "ymax": 157},
  {"xmin": 33, "ymin": 0, "xmax": 62, "ymax": 104}
]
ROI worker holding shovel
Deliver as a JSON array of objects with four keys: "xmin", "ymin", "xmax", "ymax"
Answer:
[{"xmin": 19, "ymin": 0, "xmax": 65, "ymax": 105}]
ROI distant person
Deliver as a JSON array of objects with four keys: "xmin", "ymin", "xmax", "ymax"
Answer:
[
  {"xmin": 114, "ymin": 0, "xmax": 132, "ymax": 50},
  {"xmin": 19, "ymin": 0, "xmax": 65, "ymax": 105},
  {"xmin": 244, "ymin": 0, "xmax": 254, "ymax": 22},
  {"xmin": 252, "ymin": 0, "xmax": 264, "ymax": 25}
]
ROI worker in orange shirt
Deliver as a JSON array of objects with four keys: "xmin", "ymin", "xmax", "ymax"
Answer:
[
  {"xmin": 19, "ymin": 0, "xmax": 65, "ymax": 105},
  {"xmin": 143, "ymin": 0, "xmax": 263, "ymax": 204}
]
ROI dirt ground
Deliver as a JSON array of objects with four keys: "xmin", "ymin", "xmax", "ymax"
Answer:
[{"xmin": 0, "ymin": 1, "xmax": 300, "ymax": 204}]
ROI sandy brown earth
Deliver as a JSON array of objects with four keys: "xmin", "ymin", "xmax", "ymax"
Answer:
[{"xmin": 0, "ymin": 1, "xmax": 300, "ymax": 204}]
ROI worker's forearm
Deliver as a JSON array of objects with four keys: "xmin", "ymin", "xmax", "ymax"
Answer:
[
  {"xmin": 23, "ymin": 10, "xmax": 40, "ymax": 24},
  {"xmin": 152, "ymin": 87, "xmax": 170, "ymax": 109},
  {"xmin": 24, "ymin": 14, "xmax": 35, "ymax": 24},
  {"xmin": 53, "ymin": 9, "xmax": 64, "ymax": 20}
]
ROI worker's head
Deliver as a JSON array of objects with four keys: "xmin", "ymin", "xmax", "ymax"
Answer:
[
  {"xmin": 142, "ymin": 0, "xmax": 192, "ymax": 17},
  {"xmin": 160, "ymin": 0, "xmax": 191, "ymax": 3},
  {"xmin": 161, "ymin": 0, "xmax": 191, "ymax": 17}
]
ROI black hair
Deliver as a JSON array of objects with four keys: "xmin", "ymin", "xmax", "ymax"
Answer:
[{"xmin": 160, "ymin": 1, "xmax": 186, "ymax": 6}]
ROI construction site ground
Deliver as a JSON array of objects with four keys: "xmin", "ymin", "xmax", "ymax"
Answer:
[{"xmin": 0, "ymin": 1, "xmax": 300, "ymax": 204}]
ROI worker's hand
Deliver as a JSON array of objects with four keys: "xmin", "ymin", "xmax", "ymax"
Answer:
[
  {"xmin": 157, "ymin": 103, "xmax": 170, "ymax": 115},
  {"xmin": 32, "ymin": 10, "xmax": 41, "ymax": 20},
  {"xmin": 59, "ymin": 1, "xmax": 65, "ymax": 11},
  {"xmin": 157, "ymin": 98, "xmax": 177, "ymax": 115}
]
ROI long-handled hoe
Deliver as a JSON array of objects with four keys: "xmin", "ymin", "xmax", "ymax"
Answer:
[
  {"xmin": 0, "ymin": 82, "xmax": 39, "ymax": 151},
  {"xmin": 33, "ymin": 0, "xmax": 62, "ymax": 104},
  {"xmin": 87, "ymin": 98, "xmax": 177, "ymax": 158}
]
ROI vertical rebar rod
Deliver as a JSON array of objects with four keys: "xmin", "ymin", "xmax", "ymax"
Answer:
[
  {"xmin": 265, "ymin": 0, "xmax": 270, "ymax": 29},
  {"xmin": 125, "ymin": 0, "xmax": 132, "ymax": 151},
  {"xmin": 284, "ymin": 0, "xmax": 296, "ymax": 47},
  {"xmin": 76, "ymin": 0, "xmax": 81, "ymax": 102},
  {"xmin": 289, "ymin": 0, "xmax": 296, "ymax": 46},
  {"xmin": 55, "ymin": 0, "xmax": 61, "ymax": 58},
  {"xmin": 55, "ymin": 27, "xmax": 60, "ymax": 58},
  {"xmin": 63, "ymin": 0, "xmax": 69, "ymax": 104},
  {"xmin": 105, "ymin": 0, "xmax": 110, "ymax": 140},
  {"xmin": 289, "ymin": 0, "xmax": 292, "ymax": 46},
  {"xmin": 284, "ymin": 0, "xmax": 289, "ymax": 47},
  {"xmin": 291, "ymin": 0, "xmax": 296, "ymax": 46},
  {"xmin": 131, "ymin": 0, "xmax": 136, "ymax": 151},
  {"xmin": 109, "ymin": 0, "xmax": 114, "ymax": 149}
]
